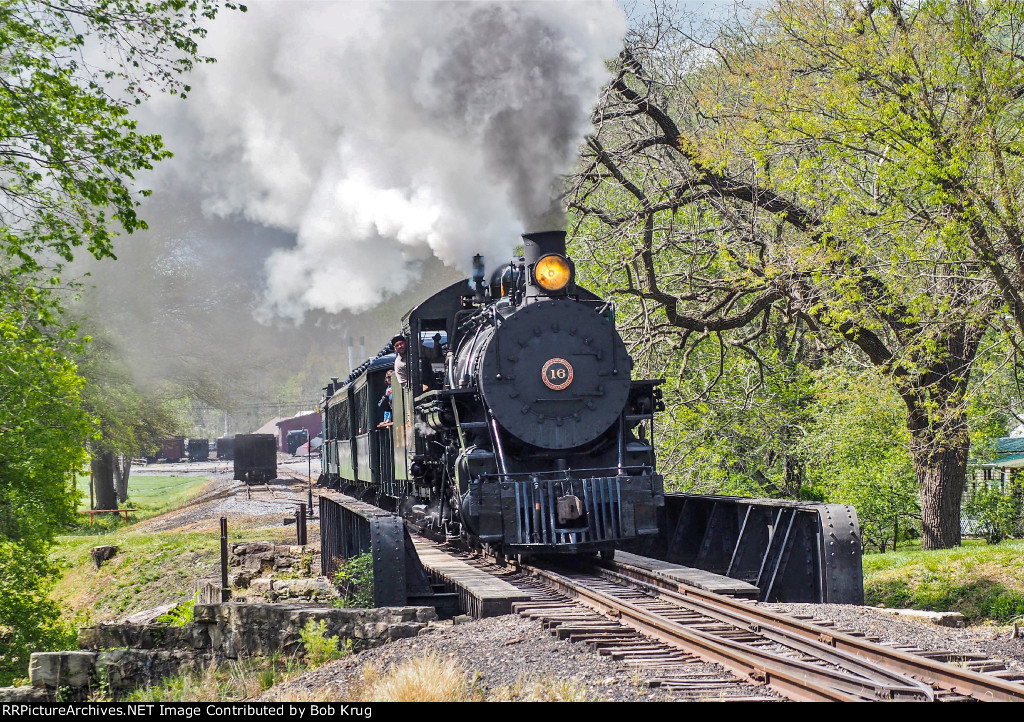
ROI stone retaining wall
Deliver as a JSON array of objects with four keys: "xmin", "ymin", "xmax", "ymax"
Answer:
[
  {"xmin": 16, "ymin": 603, "xmax": 436, "ymax": 701},
  {"xmin": 230, "ymin": 542, "xmax": 319, "ymax": 584}
]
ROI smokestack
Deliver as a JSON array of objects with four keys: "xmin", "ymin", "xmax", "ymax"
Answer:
[
  {"xmin": 359, "ymin": 336, "xmax": 366, "ymax": 361},
  {"xmin": 522, "ymin": 230, "xmax": 572, "ymax": 299},
  {"xmin": 522, "ymin": 230, "xmax": 567, "ymax": 267},
  {"xmin": 347, "ymin": 337, "xmax": 355, "ymax": 374}
]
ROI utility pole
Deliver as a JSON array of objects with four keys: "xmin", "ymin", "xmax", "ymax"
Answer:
[{"xmin": 304, "ymin": 428, "xmax": 313, "ymax": 518}]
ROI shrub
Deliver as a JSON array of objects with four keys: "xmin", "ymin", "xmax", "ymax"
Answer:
[
  {"xmin": 332, "ymin": 552, "xmax": 374, "ymax": 608},
  {"xmin": 964, "ymin": 486, "xmax": 1023, "ymax": 544},
  {"xmin": 299, "ymin": 620, "xmax": 350, "ymax": 666}
]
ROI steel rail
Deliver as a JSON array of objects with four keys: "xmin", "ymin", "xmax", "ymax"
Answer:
[
  {"xmin": 595, "ymin": 566, "xmax": 934, "ymax": 701},
  {"xmin": 529, "ymin": 566, "xmax": 923, "ymax": 702},
  {"xmin": 609, "ymin": 558, "xmax": 1024, "ymax": 702}
]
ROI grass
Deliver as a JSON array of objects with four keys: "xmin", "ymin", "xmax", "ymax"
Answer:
[
  {"xmin": 52, "ymin": 476, "xmax": 294, "ymax": 628},
  {"xmin": 342, "ymin": 656, "xmax": 597, "ymax": 702},
  {"xmin": 75, "ymin": 471, "xmax": 210, "ymax": 522},
  {"xmin": 350, "ymin": 654, "xmax": 485, "ymax": 702},
  {"xmin": 863, "ymin": 538, "xmax": 1024, "ymax": 624},
  {"xmin": 123, "ymin": 654, "xmax": 306, "ymax": 702}
]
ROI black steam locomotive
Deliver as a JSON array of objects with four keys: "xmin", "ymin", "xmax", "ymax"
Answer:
[{"xmin": 318, "ymin": 231, "xmax": 665, "ymax": 560}]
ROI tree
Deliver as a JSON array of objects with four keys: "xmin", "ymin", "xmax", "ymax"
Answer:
[
  {"xmin": 0, "ymin": 282, "xmax": 93, "ymax": 683},
  {"xmin": 0, "ymin": 0, "xmax": 242, "ymax": 681},
  {"xmin": 76, "ymin": 322, "xmax": 181, "ymax": 506},
  {"xmin": 798, "ymin": 370, "xmax": 921, "ymax": 552},
  {"xmin": 568, "ymin": 0, "xmax": 1020, "ymax": 548},
  {"xmin": 0, "ymin": 0, "xmax": 244, "ymax": 279}
]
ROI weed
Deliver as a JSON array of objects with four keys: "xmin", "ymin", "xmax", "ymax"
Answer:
[
  {"xmin": 155, "ymin": 592, "xmax": 200, "ymax": 627},
  {"xmin": 332, "ymin": 552, "xmax": 373, "ymax": 608},
  {"xmin": 125, "ymin": 657, "xmax": 304, "ymax": 702},
  {"xmin": 523, "ymin": 678, "xmax": 594, "ymax": 701},
  {"xmin": 351, "ymin": 653, "xmax": 482, "ymax": 702},
  {"xmin": 88, "ymin": 667, "xmax": 112, "ymax": 702},
  {"xmin": 299, "ymin": 620, "xmax": 351, "ymax": 666}
]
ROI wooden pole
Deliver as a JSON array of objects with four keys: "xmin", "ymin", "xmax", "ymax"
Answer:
[{"xmin": 220, "ymin": 517, "xmax": 229, "ymax": 602}]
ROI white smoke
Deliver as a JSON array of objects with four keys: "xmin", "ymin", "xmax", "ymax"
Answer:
[{"xmin": 144, "ymin": 0, "xmax": 626, "ymax": 320}]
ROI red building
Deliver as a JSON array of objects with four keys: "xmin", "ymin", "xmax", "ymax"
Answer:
[{"xmin": 254, "ymin": 411, "xmax": 322, "ymax": 454}]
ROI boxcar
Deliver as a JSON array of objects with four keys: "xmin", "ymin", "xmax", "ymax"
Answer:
[
  {"xmin": 233, "ymin": 433, "xmax": 277, "ymax": 483},
  {"xmin": 215, "ymin": 435, "xmax": 234, "ymax": 461},
  {"xmin": 187, "ymin": 438, "xmax": 210, "ymax": 462}
]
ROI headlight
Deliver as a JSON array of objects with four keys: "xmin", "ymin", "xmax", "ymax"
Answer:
[{"xmin": 534, "ymin": 254, "xmax": 573, "ymax": 292}]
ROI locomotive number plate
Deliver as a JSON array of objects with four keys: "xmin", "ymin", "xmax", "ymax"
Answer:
[{"xmin": 541, "ymin": 358, "xmax": 574, "ymax": 390}]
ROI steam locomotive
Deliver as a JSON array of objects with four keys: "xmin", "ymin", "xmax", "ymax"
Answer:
[{"xmin": 318, "ymin": 231, "xmax": 665, "ymax": 560}]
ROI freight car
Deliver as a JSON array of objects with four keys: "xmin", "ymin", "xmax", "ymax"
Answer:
[
  {"xmin": 187, "ymin": 438, "xmax": 210, "ymax": 462},
  {"xmin": 158, "ymin": 436, "xmax": 185, "ymax": 463},
  {"xmin": 215, "ymin": 435, "xmax": 234, "ymax": 461},
  {"xmin": 319, "ymin": 231, "xmax": 665, "ymax": 561},
  {"xmin": 286, "ymin": 429, "xmax": 309, "ymax": 456},
  {"xmin": 233, "ymin": 433, "xmax": 277, "ymax": 484}
]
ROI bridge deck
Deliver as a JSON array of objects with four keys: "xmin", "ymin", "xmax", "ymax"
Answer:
[
  {"xmin": 410, "ymin": 538, "xmax": 533, "ymax": 618},
  {"xmin": 614, "ymin": 550, "xmax": 760, "ymax": 598}
]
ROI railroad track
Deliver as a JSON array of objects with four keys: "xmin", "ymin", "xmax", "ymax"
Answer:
[
  {"xmin": 300, "ymin": 483, "xmax": 1024, "ymax": 701},
  {"xmin": 462, "ymin": 553, "xmax": 1024, "ymax": 702},
  {"xmin": 603, "ymin": 557, "xmax": 1024, "ymax": 701}
]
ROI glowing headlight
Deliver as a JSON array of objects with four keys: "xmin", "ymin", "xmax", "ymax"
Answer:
[{"xmin": 534, "ymin": 254, "xmax": 573, "ymax": 292}]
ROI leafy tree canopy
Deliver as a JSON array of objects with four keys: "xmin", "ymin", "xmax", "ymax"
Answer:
[
  {"xmin": 0, "ymin": 0, "xmax": 243, "ymax": 683},
  {"xmin": 568, "ymin": 0, "xmax": 1024, "ymax": 548},
  {"xmin": 0, "ymin": 0, "xmax": 244, "ymax": 276},
  {"xmin": 0, "ymin": 293, "xmax": 93, "ymax": 683}
]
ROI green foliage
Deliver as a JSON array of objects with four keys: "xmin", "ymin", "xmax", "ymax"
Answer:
[
  {"xmin": 76, "ymin": 321, "xmax": 182, "ymax": 459},
  {"xmin": 332, "ymin": 552, "xmax": 374, "ymax": 609},
  {"xmin": 154, "ymin": 592, "xmax": 199, "ymax": 627},
  {"xmin": 0, "ymin": 0, "xmax": 241, "ymax": 683},
  {"xmin": 299, "ymin": 619, "xmax": 350, "ymax": 666},
  {"xmin": 567, "ymin": 0, "xmax": 1024, "ymax": 548},
  {"xmin": 864, "ymin": 539, "xmax": 1024, "ymax": 623},
  {"xmin": 0, "ymin": 292, "xmax": 92, "ymax": 684},
  {"xmin": 798, "ymin": 370, "xmax": 921, "ymax": 552},
  {"xmin": 568, "ymin": 228, "xmax": 820, "ymax": 498},
  {"xmin": 0, "ymin": 0, "xmax": 244, "ymax": 276},
  {"xmin": 0, "ymin": 541, "xmax": 77, "ymax": 685},
  {"xmin": 964, "ymin": 484, "xmax": 1024, "ymax": 545}
]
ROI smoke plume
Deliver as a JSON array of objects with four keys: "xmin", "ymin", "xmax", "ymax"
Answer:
[{"xmin": 143, "ymin": 0, "xmax": 626, "ymax": 320}]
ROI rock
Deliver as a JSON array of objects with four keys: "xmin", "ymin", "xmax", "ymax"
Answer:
[
  {"xmin": 229, "ymin": 571, "xmax": 254, "ymax": 588},
  {"xmin": 870, "ymin": 607, "xmax": 966, "ymax": 628},
  {"xmin": 29, "ymin": 651, "xmax": 96, "ymax": 689},
  {"xmin": 121, "ymin": 605, "xmax": 175, "ymax": 625},
  {"xmin": 0, "ymin": 685, "xmax": 49, "ymax": 703}
]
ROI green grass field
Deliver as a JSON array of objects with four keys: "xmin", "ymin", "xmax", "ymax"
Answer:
[
  {"xmin": 863, "ymin": 539, "xmax": 1024, "ymax": 623},
  {"xmin": 75, "ymin": 471, "xmax": 211, "ymax": 528},
  {"xmin": 55, "ymin": 470, "xmax": 292, "ymax": 627}
]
